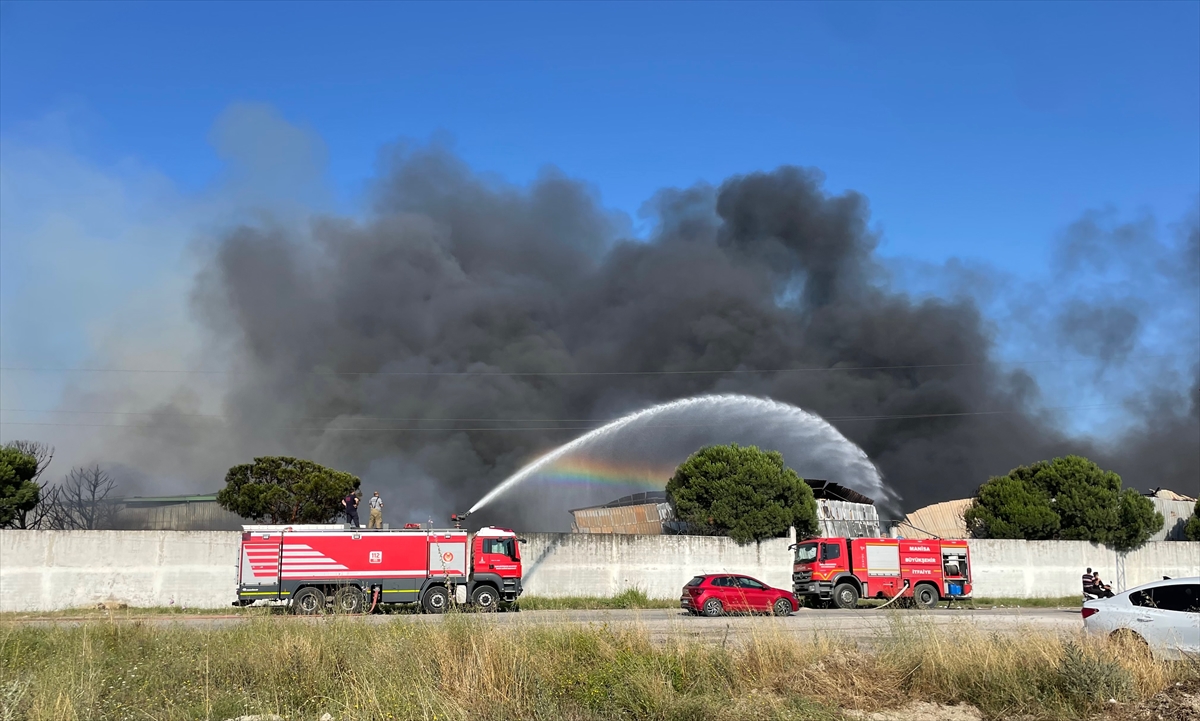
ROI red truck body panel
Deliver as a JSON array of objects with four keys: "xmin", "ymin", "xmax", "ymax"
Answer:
[{"xmin": 236, "ymin": 525, "xmax": 522, "ymax": 609}]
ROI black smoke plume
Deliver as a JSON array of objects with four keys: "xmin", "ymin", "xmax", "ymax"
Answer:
[{"xmin": 183, "ymin": 143, "xmax": 1198, "ymax": 527}]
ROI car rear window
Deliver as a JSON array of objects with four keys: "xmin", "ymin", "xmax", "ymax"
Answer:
[
  {"xmin": 686, "ymin": 576, "xmax": 705, "ymax": 587},
  {"xmin": 1132, "ymin": 583, "xmax": 1200, "ymax": 613}
]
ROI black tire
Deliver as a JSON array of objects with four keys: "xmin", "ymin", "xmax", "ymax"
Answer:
[
  {"xmin": 1111, "ymin": 628, "xmax": 1152, "ymax": 658},
  {"xmin": 293, "ymin": 587, "xmax": 326, "ymax": 615},
  {"xmin": 333, "ymin": 586, "xmax": 365, "ymax": 614},
  {"xmin": 703, "ymin": 598, "xmax": 724, "ymax": 617},
  {"xmin": 914, "ymin": 584, "xmax": 939, "ymax": 610},
  {"xmin": 833, "ymin": 583, "xmax": 860, "ymax": 610},
  {"xmin": 773, "ymin": 598, "xmax": 792, "ymax": 617},
  {"xmin": 422, "ymin": 586, "xmax": 450, "ymax": 614},
  {"xmin": 471, "ymin": 585, "xmax": 499, "ymax": 612}
]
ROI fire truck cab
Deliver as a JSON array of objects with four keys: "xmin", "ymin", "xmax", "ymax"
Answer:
[
  {"xmin": 235, "ymin": 524, "xmax": 524, "ymax": 614},
  {"xmin": 791, "ymin": 536, "xmax": 972, "ymax": 609}
]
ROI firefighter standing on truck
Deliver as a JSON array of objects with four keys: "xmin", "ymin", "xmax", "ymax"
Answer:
[
  {"xmin": 343, "ymin": 490, "xmax": 361, "ymax": 528},
  {"xmin": 368, "ymin": 490, "xmax": 384, "ymax": 528}
]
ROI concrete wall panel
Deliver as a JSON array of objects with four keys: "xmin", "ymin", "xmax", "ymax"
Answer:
[
  {"xmin": 3, "ymin": 530, "xmax": 1197, "ymax": 611},
  {"xmin": 1, "ymin": 530, "xmax": 239, "ymax": 612}
]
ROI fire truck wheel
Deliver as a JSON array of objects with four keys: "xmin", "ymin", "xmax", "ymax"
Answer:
[
  {"xmin": 772, "ymin": 598, "xmax": 792, "ymax": 617},
  {"xmin": 293, "ymin": 587, "xmax": 326, "ymax": 615},
  {"xmin": 702, "ymin": 598, "xmax": 724, "ymax": 617},
  {"xmin": 471, "ymin": 585, "xmax": 499, "ymax": 612},
  {"xmin": 833, "ymin": 583, "xmax": 860, "ymax": 610},
  {"xmin": 422, "ymin": 586, "xmax": 450, "ymax": 614},
  {"xmin": 333, "ymin": 586, "xmax": 365, "ymax": 614},
  {"xmin": 914, "ymin": 584, "xmax": 939, "ymax": 610}
]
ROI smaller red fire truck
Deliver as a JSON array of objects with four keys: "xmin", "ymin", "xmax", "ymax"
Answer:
[
  {"xmin": 235, "ymin": 521, "xmax": 524, "ymax": 614},
  {"xmin": 791, "ymin": 537, "xmax": 972, "ymax": 609}
]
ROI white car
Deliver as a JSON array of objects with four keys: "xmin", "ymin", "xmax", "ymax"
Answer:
[{"xmin": 1082, "ymin": 576, "xmax": 1200, "ymax": 660}]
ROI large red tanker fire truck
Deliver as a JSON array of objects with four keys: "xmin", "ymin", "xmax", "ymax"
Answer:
[
  {"xmin": 791, "ymin": 537, "xmax": 972, "ymax": 609},
  {"xmin": 234, "ymin": 521, "xmax": 524, "ymax": 614}
]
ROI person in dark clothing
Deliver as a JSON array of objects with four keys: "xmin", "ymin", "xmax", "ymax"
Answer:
[
  {"xmin": 1090, "ymin": 571, "xmax": 1114, "ymax": 598},
  {"xmin": 343, "ymin": 491, "xmax": 360, "ymax": 528}
]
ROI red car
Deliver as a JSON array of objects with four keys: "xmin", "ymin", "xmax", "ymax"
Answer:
[{"xmin": 680, "ymin": 573, "xmax": 798, "ymax": 617}]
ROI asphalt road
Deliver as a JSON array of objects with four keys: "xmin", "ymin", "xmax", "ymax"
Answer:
[{"xmin": 7, "ymin": 607, "xmax": 1083, "ymax": 643}]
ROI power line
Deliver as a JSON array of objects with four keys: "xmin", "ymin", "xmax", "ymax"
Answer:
[
  {"xmin": 0, "ymin": 354, "xmax": 1185, "ymax": 378},
  {"xmin": 0, "ymin": 403, "xmax": 1123, "ymax": 431}
]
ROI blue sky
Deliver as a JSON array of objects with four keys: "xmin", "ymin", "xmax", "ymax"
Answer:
[
  {"xmin": 1, "ymin": 1, "xmax": 1198, "ymax": 474},
  {"xmin": 3, "ymin": 1, "xmax": 1197, "ymax": 266}
]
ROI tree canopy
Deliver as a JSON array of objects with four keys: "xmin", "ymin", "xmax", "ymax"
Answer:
[
  {"xmin": 1185, "ymin": 499, "xmax": 1200, "ymax": 542},
  {"xmin": 964, "ymin": 455, "xmax": 1163, "ymax": 551},
  {"xmin": 216, "ymin": 457, "xmax": 361, "ymax": 524},
  {"xmin": 0, "ymin": 446, "xmax": 40, "ymax": 528},
  {"xmin": 666, "ymin": 443, "xmax": 818, "ymax": 545}
]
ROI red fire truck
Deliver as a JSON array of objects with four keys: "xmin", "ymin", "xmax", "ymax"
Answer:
[
  {"xmin": 235, "ymin": 523, "xmax": 524, "ymax": 614},
  {"xmin": 791, "ymin": 537, "xmax": 972, "ymax": 609}
]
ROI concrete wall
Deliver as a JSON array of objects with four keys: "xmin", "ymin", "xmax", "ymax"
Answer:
[
  {"xmin": 1, "ymin": 530, "xmax": 239, "ymax": 612},
  {"xmin": 966, "ymin": 539, "xmax": 1200, "ymax": 598},
  {"xmin": 3, "ymin": 530, "xmax": 1198, "ymax": 611},
  {"xmin": 519, "ymin": 532, "xmax": 796, "ymax": 599}
]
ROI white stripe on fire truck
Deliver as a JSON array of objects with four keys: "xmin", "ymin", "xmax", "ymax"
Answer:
[
  {"xmin": 281, "ymin": 570, "xmax": 427, "ymax": 578},
  {"xmin": 283, "ymin": 561, "xmax": 350, "ymax": 568}
]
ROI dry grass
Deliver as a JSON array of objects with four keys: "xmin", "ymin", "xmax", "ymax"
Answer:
[{"xmin": 0, "ymin": 613, "xmax": 1194, "ymax": 721}]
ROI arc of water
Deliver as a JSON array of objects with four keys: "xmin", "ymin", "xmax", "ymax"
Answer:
[
  {"xmin": 468, "ymin": 393, "xmax": 890, "ymax": 514},
  {"xmin": 467, "ymin": 399, "xmax": 694, "ymax": 513}
]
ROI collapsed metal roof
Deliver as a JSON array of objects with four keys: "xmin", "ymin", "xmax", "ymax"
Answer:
[{"xmin": 803, "ymin": 479, "xmax": 875, "ymax": 505}]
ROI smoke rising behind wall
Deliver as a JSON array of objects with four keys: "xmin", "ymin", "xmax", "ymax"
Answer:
[
  {"xmin": 8, "ymin": 116, "xmax": 1197, "ymax": 528},
  {"xmin": 184, "ymin": 142, "xmax": 1198, "ymax": 526}
]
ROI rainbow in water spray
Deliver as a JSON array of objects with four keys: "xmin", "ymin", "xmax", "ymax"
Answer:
[{"xmin": 527, "ymin": 457, "xmax": 676, "ymax": 489}]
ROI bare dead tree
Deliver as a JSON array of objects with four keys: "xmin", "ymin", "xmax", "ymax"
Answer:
[
  {"xmin": 6, "ymin": 441, "xmax": 54, "ymax": 483},
  {"xmin": 58, "ymin": 466, "xmax": 119, "ymax": 530}
]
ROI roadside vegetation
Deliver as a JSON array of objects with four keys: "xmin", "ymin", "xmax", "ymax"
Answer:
[
  {"xmin": 0, "ymin": 591, "xmax": 1089, "ymax": 621},
  {"xmin": 3, "ymin": 614, "xmax": 1196, "ymax": 721}
]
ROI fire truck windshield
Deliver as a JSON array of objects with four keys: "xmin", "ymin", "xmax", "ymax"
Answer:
[
  {"xmin": 794, "ymin": 542, "xmax": 818, "ymax": 564},
  {"xmin": 483, "ymin": 537, "xmax": 518, "ymax": 560}
]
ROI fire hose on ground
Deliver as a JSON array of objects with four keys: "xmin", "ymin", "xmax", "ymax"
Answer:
[{"xmin": 871, "ymin": 580, "xmax": 911, "ymax": 610}]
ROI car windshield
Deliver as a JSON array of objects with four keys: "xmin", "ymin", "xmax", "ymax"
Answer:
[
  {"xmin": 686, "ymin": 576, "xmax": 705, "ymax": 587},
  {"xmin": 795, "ymin": 542, "xmax": 818, "ymax": 563}
]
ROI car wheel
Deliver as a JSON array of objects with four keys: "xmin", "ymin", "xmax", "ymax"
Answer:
[
  {"xmin": 703, "ymin": 598, "xmax": 724, "ymax": 617},
  {"xmin": 914, "ymin": 584, "xmax": 939, "ymax": 610},
  {"xmin": 773, "ymin": 598, "xmax": 792, "ymax": 617},
  {"xmin": 333, "ymin": 586, "xmax": 365, "ymax": 614},
  {"xmin": 833, "ymin": 583, "xmax": 860, "ymax": 610},
  {"xmin": 471, "ymin": 585, "xmax": 499, "ymax": 612},
  {"xmin": 292, "ymin": 587, "xmax": 326, "ymax": 615},
  {"xmin": 422, "ymin": 586, "xmax": 450, "ymax": 614},
  {"xmin": 1110, "ymin": 628, "xmax": 1152, "ymax": 658}
]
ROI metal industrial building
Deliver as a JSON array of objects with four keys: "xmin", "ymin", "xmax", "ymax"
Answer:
[
  {"xmin": 569, "ymin": 479, "xmax": 882, "ymax": 537},
  {"xmin": 569, "ymin": 491, "xmax": 683, "ymax": 534},
  {"xmin": 898, "ymin": 488, "xmax": 1197, "ymax": 541},
  {"xmin": 113, "ymin": 494, "xmax": 244, "ymax": 531}
]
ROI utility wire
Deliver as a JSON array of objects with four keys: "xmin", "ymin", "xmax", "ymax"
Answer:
[
  {"xmin": 0, "ymin": 354, "xmax": 1185, "ymax": 377},
  {"xmin": 0, "ymin": 403, "xmax": 1123, "ymax": 431}
]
